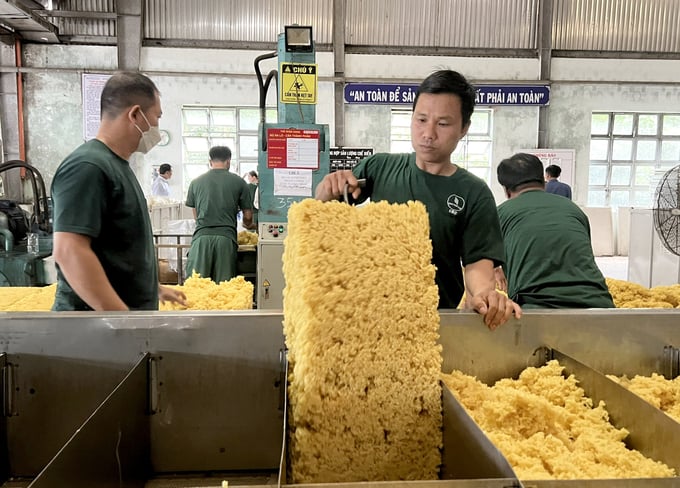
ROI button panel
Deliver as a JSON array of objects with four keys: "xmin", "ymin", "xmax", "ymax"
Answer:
[{"xmin": 259, "ymin": 222, "xmax": 288, "ymax": 241}]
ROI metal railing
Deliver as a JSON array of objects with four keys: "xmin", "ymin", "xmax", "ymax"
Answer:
[{"xmin": 153, "ymin": 234, "xmax": 192, "ymax": 285}]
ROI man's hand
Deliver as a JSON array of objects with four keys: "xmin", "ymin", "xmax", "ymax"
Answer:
[
  {"xmin": 468, "ymin": 290, "xmax": 522, "ymax": 330},
  {"xmin": 159, "ymin": 285, "xmax": 188, "ymax": 307},
  {"xmin": 315, "ymin": 170, "xmax": 362, "ymax": 201},
  {"xmin": 464, "ymin": 259, "xmax": 522, "ymax": 330}
]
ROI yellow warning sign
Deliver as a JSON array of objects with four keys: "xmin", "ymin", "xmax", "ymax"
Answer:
[{"xmin": 281, "ymin": 62, "xmax": 317, "ymax": 104}]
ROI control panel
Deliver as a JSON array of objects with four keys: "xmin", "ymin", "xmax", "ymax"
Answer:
[{"xmin": 259, "ymin": 222, "xmax": 288, "ymax": 241}]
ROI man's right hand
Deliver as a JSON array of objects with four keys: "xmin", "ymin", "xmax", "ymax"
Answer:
[{"xmin": 315, "ymin": 170, "xmax": 362, "ymax": 202}]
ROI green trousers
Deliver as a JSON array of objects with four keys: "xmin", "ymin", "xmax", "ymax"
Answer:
[{"xmin": 186, "ymin": 235, "xmax": 237, "ymax": 283}]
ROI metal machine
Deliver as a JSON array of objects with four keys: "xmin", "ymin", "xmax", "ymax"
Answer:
[
  {"xmin": 0, "ymin": 160, "xmax": 53, "ymax": 286},
  {"xmin": 256, "ymin": 26, "xmax": 330, "ymax": 309},
  {"xmin": 0, "ymin": 310, "xmax": 679, "ymax": 487}
]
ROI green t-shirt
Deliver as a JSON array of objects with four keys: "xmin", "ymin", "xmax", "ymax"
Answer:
[
  {"xmin": 497, "ymin": 189, "xmax": 614, "ymax": 308},
  {"xmin": 186, "ymin": 169, "xmax": 252, "ymax": 240},
  {"xmin": 353, "ymin": 153, "xmax": 505, "ymax": 309},
  {"xmin": 51, "ymin": 139, "xmax": 159, "ymax": 311}
]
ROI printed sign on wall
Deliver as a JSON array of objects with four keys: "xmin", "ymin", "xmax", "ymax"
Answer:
[
  {"xmin": 267, "ymin": 128, "xmax": 320, "ymax": 170},
  {"xmin": 82, "ymin": 73, "xmax": 111, "ymax": 140},
  {"xmin": 520, "ymin": 148, "xmax": 575, "ymax": 187},
  {"xmin": 281, "ymin": 63, "xmax": 317, "ymax": 104},
  {"xmin": 344, "ymin": 83, "xmax": 550, "ymax": 106}
]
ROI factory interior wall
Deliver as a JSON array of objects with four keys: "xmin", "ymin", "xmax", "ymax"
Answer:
[
  {"xmin": 14, "ymin": 45, "xmax": 680, "ymax": 215},
  {"xmin": 547, "ymin": 81, "xmax": 680, "ymax": 205}
]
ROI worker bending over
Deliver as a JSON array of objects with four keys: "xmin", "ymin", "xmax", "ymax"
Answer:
[{"xmin": 496, "ymin": 152, "xmax": 614, "ymax": 308}]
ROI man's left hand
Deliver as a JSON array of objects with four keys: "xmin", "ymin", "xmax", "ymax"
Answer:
[
  {"xmin": 159, "ymin": 285, "xmax": 188, "ymax": 307},
  {"xmin": 468, "ymin": 290, "xmax": 522, "ymax": 330}
]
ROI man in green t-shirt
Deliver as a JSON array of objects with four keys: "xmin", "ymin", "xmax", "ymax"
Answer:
[
  {"xmin": 496, "ymin": 153, "xmax": 614, "ymax": 308},
  {"xmin": 185, "ymin": 146, "xmax": 255, "ymax": 283},
  {"xmin": 316, "ymin": 70, "xmax": 521, "ymax": 330},
  {"xmin": 51, "ymin": 72, "xmax": 186, "ymax": 311}
]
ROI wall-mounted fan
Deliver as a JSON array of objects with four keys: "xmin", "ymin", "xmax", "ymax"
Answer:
[{"xmin": 653, "ymin": 165, "xmax": 680, "ymax": 256}]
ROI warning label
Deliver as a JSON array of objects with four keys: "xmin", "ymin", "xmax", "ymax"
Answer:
[{"xmin": 281, "ymin": 62, "xmax": 317, "ymax": 104}]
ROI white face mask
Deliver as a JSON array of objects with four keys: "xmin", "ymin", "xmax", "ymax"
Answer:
[{"xmin": 134, "ymin": 110, "xmax": 162, "ymax": 154}]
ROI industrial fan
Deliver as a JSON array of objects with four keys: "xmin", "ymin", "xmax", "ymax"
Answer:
[{"xmin": 653, "ymin": 164, "xmax": 680, "ymax": 256}]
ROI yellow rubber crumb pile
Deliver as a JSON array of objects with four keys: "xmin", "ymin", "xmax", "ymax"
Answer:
[
  {"xmin": 237, "ymin": 231, "xmax": 258, "ymax": 245},
  {"xmin": 441, "ymin": 360, "xmax": 675, "ymax": 480},
  {"xmin": 0, "ymin": 284, "xmax": 57, "ymax": 311},
  {"xmin": 0, "ymin": 275, "xmax": 252, "ymax": 311},
  {"xmin": 160, "ymin": 272, "xmax": 253, "ymax": 310},
  {"xmin": 606, "ymin": 278, "xmax": 680, "ymax": 308},
  {"xmin": 283, "ymin": 199, "xmax": 442, "ymax": 483},
  {"xmin": 608, "ymin": 373, "xmax": 680, "ymax": 423}
]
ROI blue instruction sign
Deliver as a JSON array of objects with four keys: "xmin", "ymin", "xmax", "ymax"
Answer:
[
  {"xmin": 477, "ymin": 85, "xmax": 550, "ymax": 105},
  {"xmin": 344, "ymin": 83, "xmax": 550, "ymax": 106},
  {"xmin": 345, "ymin": 84, "xmax": 419, "ymax": 105}
]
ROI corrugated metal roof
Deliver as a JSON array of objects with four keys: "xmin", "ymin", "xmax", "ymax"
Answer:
[
  {"xmin": 47, "ymin": 0, "xmax": 116, "ymax": 37},
  {"xmin": 30, "ymin": 0, "xmax": 680, "ymax": 54},
  {"xmin": 553, "ymin": 0, "xmax": 680, "ymax": 52},
  {"xmin": 144, "ymin": 0, "xmax": 333, "ymax": 43},
  {"xmin": 58, "ymin": 0, "xmax": 115, "ymax": 11},
  {"xmin": 347, "ymin": 0, "xmax": 539, "ymax": 49}
]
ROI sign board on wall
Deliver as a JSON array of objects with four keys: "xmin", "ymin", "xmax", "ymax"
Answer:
[
  {"xmin": 266, "ymin": 127, "xmax": 320, "ymax": 197},
  {"xmin": 82, "ymin": 73, "xmax": 111, "ymax": 141},
  {"xmin": 280, "ymin": 63, "xmax": 317, "ymax": 104},
  {"xmin": 266, "ymin": 128, "xmax": 320, "ymax": 170},
  {"xmin": 519, "ymin": 149, "xmax": 575, "ymax": 188},
  {"xmin": 344, "ymin": 83, "xmax": 550, "ymax": 106},
  {"xmin": 329, "ymin": 147, "xmax": 374, "ymax": 172}
]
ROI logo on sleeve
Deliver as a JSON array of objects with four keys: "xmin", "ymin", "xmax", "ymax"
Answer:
[{"xmin": 447, "ymin": 194, "xmax": 465, "ymax": 215}]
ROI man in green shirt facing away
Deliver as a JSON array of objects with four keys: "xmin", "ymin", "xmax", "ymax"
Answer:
[
  {"xmin": 496, "ymin": 152, "xmax": 614, "ymax": 308},
  {"xmin": 316, "ymin": 70, "xmax": 521, "ymax": 330},
  {"xmin": 185, "ymin": 146, "xmax": 255, "ymax": 283}
]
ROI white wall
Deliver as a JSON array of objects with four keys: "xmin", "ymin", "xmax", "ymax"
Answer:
[{"xmin": 16, "ymin": 44, "xmax": 680, "ymax": 218}]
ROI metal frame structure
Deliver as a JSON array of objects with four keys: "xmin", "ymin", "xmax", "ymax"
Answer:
[{"xmin": 0, "ymin": 310, "xmax": 678, "ymax": 486}]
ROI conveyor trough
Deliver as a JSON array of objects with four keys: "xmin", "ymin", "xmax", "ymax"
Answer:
[{"xmin": 0, "ymin": 310, "xmax": 677, "ymax": 487}]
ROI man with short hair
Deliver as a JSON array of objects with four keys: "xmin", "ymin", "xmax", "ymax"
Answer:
[
  {"xmin": 315, "ymin": 69, "xmax": 521, "ymax": 329},
  {"xmin": 544, "ymin": 164, "xmax": 572, "ymax": 199},
  {"xmin": 185, "ymin": 146, "xmax": 255, "ymax": 283},
  {"xmin": 496, "ymin": 152, "xmax": 614, "ymax": 308},
  {"xmin": 152, "ymin": 163, "xmax": 172, "ymax": 196},
  {"xmin": 51, "ymin": 71, "xmax": 186, "ymax": 311}
]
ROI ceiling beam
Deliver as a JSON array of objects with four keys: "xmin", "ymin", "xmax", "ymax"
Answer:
[{"xmin": 42, "ymin": 10, "xmax": 117, "ymax": 20}]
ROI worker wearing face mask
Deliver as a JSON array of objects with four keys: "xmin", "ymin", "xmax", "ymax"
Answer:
[{"xmin": 50, "ymin": 71, "xmax": 186, "ymax": 311}]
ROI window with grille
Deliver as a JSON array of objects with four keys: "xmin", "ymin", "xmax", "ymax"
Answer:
[
  {"xmin": 181, "ymin": 106, "xmax": 276, "ymax": 194},
  {"xmin": 589, "ymin": 112, "xmax": 680, "ymax": 207},
  {"xmin": 390, "ymin": 108, "xmax": 493, "ymax": 184}
]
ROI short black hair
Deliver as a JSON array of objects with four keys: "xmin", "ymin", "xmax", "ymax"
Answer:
[
  {"xmin": 545, "ymin": 164, "xmax": 562, "ymax": 178},
  {"xmin": 248, "ymin": 170, "xmax": 258, "ymax": 178},
  {"xmin": 159, "ymin": 163, "xmax": 172, "ymax": 175},
  {"xmin": 413, "ymin": 70, "xmax": 476, "ymax": 127},
  {"xmin": 100, "ymin": 71, "xmax": 159, "ymax": 118},
  {"xmin": 209, "ymin": 146, "xmax": 232, "ymax": 162},
  {"xmin": 497, "ymin": 153, "xmax": 546, "ymax": 192}
]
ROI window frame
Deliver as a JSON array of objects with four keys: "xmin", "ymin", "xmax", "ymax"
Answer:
[
  {"xmin": 589, "ymin": 112, "xmax": 680, "ymax": 208},
  {"xmin": 181, "ymin": 106, "xmax": 276, "ymax": 194}
]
